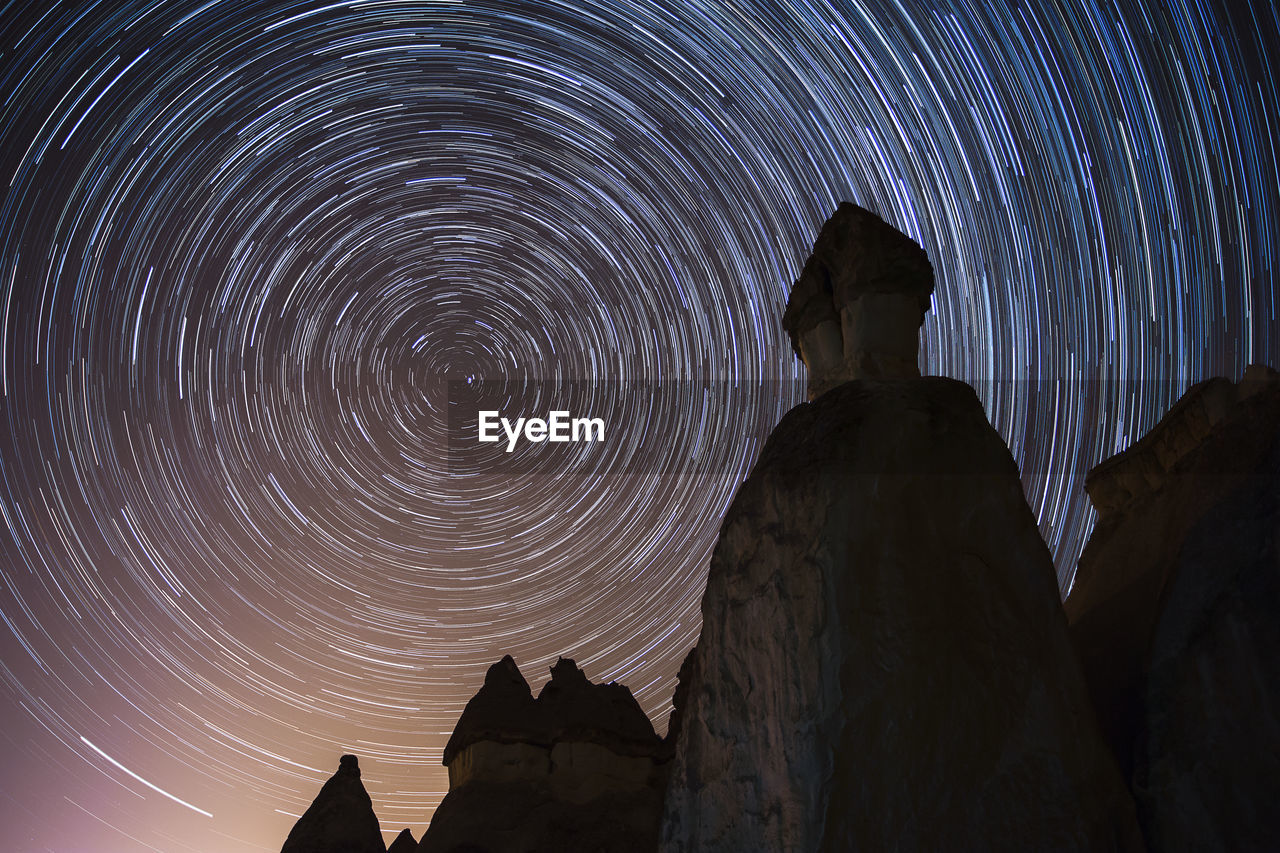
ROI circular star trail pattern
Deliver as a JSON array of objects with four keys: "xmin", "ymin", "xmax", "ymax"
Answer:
[{"xmin": 0, "ymin": 0, "xmax": 1276, "ymax": 849}]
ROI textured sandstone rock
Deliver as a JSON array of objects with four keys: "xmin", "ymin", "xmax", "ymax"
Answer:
[
  {"xmin": 782, "ymin": 203, "xmax": 934, "ymax": 397},
  {"xmin": 660, "ymin": 379, "xmax": 1141, "ymax": 852},
  {"xmin": 387, "ymin": 828, "xmax": 417, "ymax": 853},
  {"xmin": 420, "ymin": 657, "xmax": 667, "ymax": 852},
  {"xmin": 281, "ymin": 754, "xmax": 386, "ymax": 853},
  {"xmin": 1066, "ymin": 365, "xmax": 1280, "ymax": 849},
  {"xmin": 445, "ymin": 739, "xmax": 658, "ymax": 803},
  {"xmin": 421, "ymin": 782, "xmax": 663, "ymax": 853},
  {"xmin": 1082, "ymin": 377, "xmax": 1241, "ymax": 517}
]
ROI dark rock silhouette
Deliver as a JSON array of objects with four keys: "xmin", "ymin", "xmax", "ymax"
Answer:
[
  {"xmin": 272, "ymin": 203, "xmax": 1275, "ymax": 852},
  {"xmin": 387, "ymin": 828, "xmax": 417, "ymax": 853},
  {"xmin": 782, "ymin": 202, "xmax": 934, "ymax": 397},
  {"xmin": 420, "ymin": 657, "xmax": 667, "ymax": 852},
  {"xmin": 660, "ymin": 204, "xmax": 1141, "ymax": 851},
  {"xmin": 1067, "ymin": 364, "xmax": 1280, "ymax": 849},
  {"xmin": 659, "ymin": 646, "xmax": 697, "ymax": 760},
  {"xmin": 441, "ymin": 655, "xmax": 662, "ymax": 766},
  {"xmin": 659, "ymin": 379, "xmax": 1142, "ymax": 851},
  {"xmin": 281, "ymin": 754, "xmax": 386, "ymax": 853},
  {"xmin": 440, "ymin": 655, "xmax": 542, "ymax": 766}
]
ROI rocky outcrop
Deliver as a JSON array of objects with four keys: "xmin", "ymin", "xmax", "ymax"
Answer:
[
  {"xmin": 271, "ymin": 200, "xmax": 1275, "ymax": 851},
  {"xmin": 1081, "ymin": 375, "xmax": 1251, "ymax": 517},
  {"xmin": 1066, "ymin": 365, "xmax": 1280, "ymax": 849},
  {"xmin": 387, "ymin": 829, "xmax": 417, "ymax": 853},
  {"xmin": 419, "ymin": 656, "xmax": 667, "ymax": 852},
  {"xmin": 662, "ymin": 204, "xmax": 1139, "ymax": 852},
  {"xmin": 281, "ymin": 754, "xmax": 386, "ymax": 853},
  {"xmin": 658, "ymin": 378, "xmax": 1141, "ymax": 851},
  {"xmin": 782, "ymin": 202, "xmax": 934, "ymax": 397}
]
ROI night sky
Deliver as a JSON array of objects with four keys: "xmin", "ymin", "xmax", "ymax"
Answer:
[{"xmin": 0, "ymin": 0, "xmax": 1276, "ymax": 850}]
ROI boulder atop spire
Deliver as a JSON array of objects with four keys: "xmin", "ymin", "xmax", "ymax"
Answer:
[{"xmin": 783, "ymin": 202, "xmax": 934, "ymax": 398}]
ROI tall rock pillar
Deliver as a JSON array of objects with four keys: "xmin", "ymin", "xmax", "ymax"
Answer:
[{"xmin": 660, "ymin": 204, "xmax": 1141, "ymax": 852}]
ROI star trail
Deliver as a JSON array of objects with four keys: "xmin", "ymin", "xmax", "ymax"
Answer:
[{"xmin": 0, "ymin": 0, "xmax": 1276, "ymax": 849}]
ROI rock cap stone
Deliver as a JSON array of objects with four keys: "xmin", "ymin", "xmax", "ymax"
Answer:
[{"xmin": 783, "ymin": 202, "xmax": 935, "ymax": 397}]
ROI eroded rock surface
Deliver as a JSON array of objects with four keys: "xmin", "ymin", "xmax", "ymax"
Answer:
[
  {"xmin": 420, "ymin": 657, "xmax": 667, "ymax": 852},
  {"xmin": 1067, "ymin": 365, "xmax": 1280, "ymax": 849},
  {"xmin": 659, "ymin": 378, "xmax": 1142, "ymax": 852},
  {"xmin": 281, "ymin": 754, "xmax": 386, "ymax": 853}
]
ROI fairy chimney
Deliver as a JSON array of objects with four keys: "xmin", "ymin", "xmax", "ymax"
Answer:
[{"xmin": 782, "ymin": 203, "xmax": 934, "ymax": 398}]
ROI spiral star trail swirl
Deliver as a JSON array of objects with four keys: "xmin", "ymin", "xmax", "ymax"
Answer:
[{"xmin": 0, "ymin": 0, "xmax": 1276, "ymax": 849}]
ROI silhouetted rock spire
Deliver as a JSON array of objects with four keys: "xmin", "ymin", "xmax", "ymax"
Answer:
[
  {"xmin": 280, "ymin": 754, "xmax": 386, "ymax": 853},
  {"xmin": 386, "ymin": 828, "xmax": 416, "ymax": 853},
  {"xmin": 442, "ymin": 654, "xmax": 543, "ymax": 766},
  {"xmin": 667, "ymin": 265, "xmax": 1140, "ymax": 847}
]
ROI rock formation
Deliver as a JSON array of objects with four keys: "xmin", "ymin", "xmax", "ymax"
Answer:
[
  {"xmin": 782, "ymin": 202, "xmax": 934, "ymax": 398},
  {"xmin": 419, "ymin": 656, "xmax": 668, "ymax": 852},
  {"xmin": 271, "ymin": 202, "xmax": 1276, "ymax": 851},
  {"xmin": 387, "ymin": 829, "xmax": 417, "ymax": 853},
  {"xmin": 281, "ymin": 754, "xmax": 387, "ymax": 853},
  {"xmin": 660, "ymin": 205, "xmax": 1141, "ymax": 851},
  {"xmin": 1066, "ymin": 364, "xmax": 1280, "ymax": 850}
]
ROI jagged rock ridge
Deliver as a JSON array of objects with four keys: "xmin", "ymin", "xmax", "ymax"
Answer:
[
  {"xmin": 442, "ymin": 655, "xmax": 662, "ymax": 767},
  {"xmin": 420, "ymin": 656, "xmax": 668, "ymax": 853}
]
